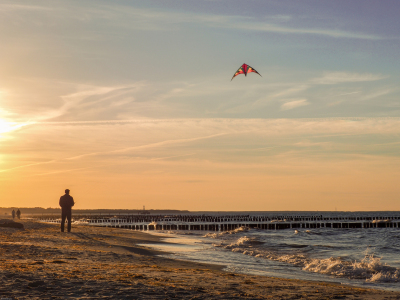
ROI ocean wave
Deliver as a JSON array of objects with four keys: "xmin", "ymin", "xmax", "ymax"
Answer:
[
  {"xmin": 203, "ymin": 226, "xmax": 249, "ymax": 239},
  {"xmin": 303, "ymin": 254, "xmax": 399, "ymax": 282},
  {"xmin": 224, "ymin": 236, "xmax": 263, "ymax": 248},
  {"xmin": 217, "ymin": 241, "xmax": 400, "ymax": 282},
  {"xmin": 228, "ymin": 247, "xmax": 307, "ymax": 267}
]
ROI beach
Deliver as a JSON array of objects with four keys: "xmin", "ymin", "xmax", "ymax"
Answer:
[{"xmin": 1, "ymin": 220, "xmax": 400, "ymax": 299}]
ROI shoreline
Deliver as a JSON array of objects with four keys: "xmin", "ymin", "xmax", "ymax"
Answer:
[
  {"xmin": 135, "ymin": 227, "xmax": 400, "ymax": 293},
  {"xmin": 1, "ymin": 220, "xmax": 399, "ymax": 299}
]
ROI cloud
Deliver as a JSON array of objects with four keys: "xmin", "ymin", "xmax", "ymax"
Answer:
[
  {"xmin": 109, "ymin": 5, "xmax": 385, "ymax": 40},
  {"xmin": 294, "ymin": 140, "xmax": 334, "ymax": 149},
  {"xmin": 0, "ymin": 132, "xmax": 225, "ymax": 173},
  {"xmin": 133, "ymin": 7, "xmax": 385, "ymax": 40},
  {"xmin": 271, "ymin": 85, "xmax": 310, "ymax": 98},
  {"xmin": 65, "ymin": 133, "xmax": 226, "ymax": 160},
  {"xmin": 14, "ymin": 117, "xmax": 400, "ymax": 143},
  {"xmin": 281, "ymin": 99, "xmax": 310, "ymax": 110},
  {"xmin": 2, "ymin": 117, "xmax": 400, "ymax": 190},
  {"xmin": 4, "ymin": 81, "xmax": 147, "ymax": 123},
  {"xmin": 33, "ymin": 153, "xmax": 196, "ymax": 177},
  {"xmin": 3, "ymin": 2, "xmax": 384, "ymax": 40},
  {"xmin": 362, "ymin": 88, "xmax": 395, "ymax": 101},
  {"xmin": 313, "ymin": 72, "xmax": 386, "ymax": 85},
  {"xmin": 219, "ymin": 21, "xmax": 383, "ymax": 40},
  {"xmin": 0, "ymin": 3, "xmax": 53, "ymax": 12}
]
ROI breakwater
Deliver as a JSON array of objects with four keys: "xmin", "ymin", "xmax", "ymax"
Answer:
[{"xmin": 39, "ymin": 214, "xmax": 400, "ymax": 231}]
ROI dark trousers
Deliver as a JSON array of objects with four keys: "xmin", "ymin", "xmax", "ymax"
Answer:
[{"xmin": 61, "ymin": 209, "xmax": 72, "ymax": 232}]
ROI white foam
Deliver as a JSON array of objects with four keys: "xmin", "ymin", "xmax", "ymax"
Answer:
[
  {"xmin": 226, "ymin": 236, "xmax": 253, "ymax": 248},
  {"xmin": 369, "ymin": 270, "xmax": 400, "ymax": 282},
  {"xmin": 214, "ymin": 238, "xmax": 400, "ymax": 283},
  {"xmin": 303, "ymin": 254, "xmax": 399, "ymax": 282},
  {"xmin": 203, "ymin": 226, "xmax": 249, "ymax": 239}
]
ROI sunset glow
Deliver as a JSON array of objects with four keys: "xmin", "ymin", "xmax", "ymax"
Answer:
[
  {"xmin": 1, "ymin": 1, "xmax": 400, "ymax": 211},
  {"xmin": 0, "ymin": 119, "xmax": 30, "ymax": 135}
]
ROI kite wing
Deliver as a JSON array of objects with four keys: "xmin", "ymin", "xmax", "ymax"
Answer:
[
  {"xmin": 246, "ymin": 65, "xmax": 262, "ymax": 77},
  {"xmin": 231, "ymin": 63, "xmax": 262, "ymax": 81},
  {"xmin": 231, "ymin": 64, "xmax": 246, "ymax": 81}
]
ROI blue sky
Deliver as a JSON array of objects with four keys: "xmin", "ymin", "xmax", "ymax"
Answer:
[
  {"xmin": 1, "ymin": 0, "xmax": 400, "ymax": 120},
  {"xmin": 1, "ymin": 1, "xmax": 400, "ymax": 210}
]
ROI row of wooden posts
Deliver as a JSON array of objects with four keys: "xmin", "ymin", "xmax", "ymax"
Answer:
[
  {"xmin": 93, "ymin": 221, "xmax": 400, "ymax": 231},
  {"xmin": 39, "ymin": 214, "xmax": 400, "ymax": 231}
]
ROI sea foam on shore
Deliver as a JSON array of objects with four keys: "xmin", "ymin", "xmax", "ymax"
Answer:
[{"xmin": 144, "ymin": 223, "xmax": 400, "ymax": 291}]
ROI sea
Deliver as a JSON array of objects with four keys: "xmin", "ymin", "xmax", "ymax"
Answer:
[{"xmin": 140, "ymin": 212, "xmax": 400, "ymax": 291}]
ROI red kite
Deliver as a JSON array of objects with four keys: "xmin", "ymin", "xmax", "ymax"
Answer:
[{"xmin": 231, "ymin": 63, "xmax": 262, "ymax": 81}]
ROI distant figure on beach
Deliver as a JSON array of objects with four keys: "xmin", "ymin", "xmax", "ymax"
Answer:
[
  {"xmin": 12, "ymin": 209, "xmax": 15, "ymax": 219},
  {"xmin": 59, "ymin": 189, "xmax": 75, "ymax": 232},
  {"xmin": 16, "ymin": 209, "xmax": 21, "ymax": 219}
]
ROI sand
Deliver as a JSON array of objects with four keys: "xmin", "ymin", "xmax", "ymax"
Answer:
[{"xmin": 1, "ymin": 220, "xmax": 399, "ymax": 299}]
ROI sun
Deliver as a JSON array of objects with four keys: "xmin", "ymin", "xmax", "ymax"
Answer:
[
  {"xmin": 0, "ymin": 119, "xmax": 30, "ymax": 135},
  {"xmin": 0, "ymin": 119, "xmax": 14, "ymax": 134}
]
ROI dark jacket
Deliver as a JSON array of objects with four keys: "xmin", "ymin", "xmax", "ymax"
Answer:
[{"xmin": 59, "ymin": 194, "xmax": 75, "ymax": 210}]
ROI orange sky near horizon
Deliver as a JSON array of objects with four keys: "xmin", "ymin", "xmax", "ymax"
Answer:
[{"xmin": 2, "ymin": 118, "xmax": 400, "ymax": 211}]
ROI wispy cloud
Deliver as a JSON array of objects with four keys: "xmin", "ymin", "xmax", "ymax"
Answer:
[
  {"xmin": 49, "ymin": 85, "xmax": 131, "ymax": 121},
  {"xmin": 107, "ymin": 4, "xmax": 386, "ymax": 40},
  {"xmin": 0, "ymin": 3, "xmax": 54, "ymax": 12},
  {"xmin": 3, "ymin": 82, "xmax": 146, "ymax": 124},
  {"xmin": 281, "ymin": 99, "xmax": 310, "ymax": 110},
  {"xmin": 10, "ymin": 2, "xmax": 384, "ymax": 41},
  {"xmin": 33, "ymin": 153, "xmax": 197, "ymax": 177},
  {"xmin": 361, "ymin": 88, "xmax": 395, "ymax": 101},
  {"xmin": 217, "ymin": 21, "xmax": 384, "ymax": 40},
  {"xmin": 271, "ymin": 85, "xmax": 310, "ymax": 98},
  {"xmin": 0, "ymin": 132, "xmax": 225, "ymax": 173},
  {"xmin": 313, "ymin": 72, "xmax": 387, "ymax": 85},
  {"xmin": 65, "ymin": 133, "xmax": 226, "ymax": 160}
]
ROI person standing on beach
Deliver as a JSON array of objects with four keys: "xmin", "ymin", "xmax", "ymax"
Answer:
[
  {"xmin": 12, "ymin": 209, "xmax": 15, "ymax": 219},
  {"xmin": 59, "ymin": 189, "xmax": 75, "ymax": 232},
  {"xmin": 16, "ymin": 209, "xmax": 21, "ymax": 219}
]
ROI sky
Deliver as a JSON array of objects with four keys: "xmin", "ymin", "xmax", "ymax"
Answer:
[{"xmin": 1, "ymin": 0, "xmax": 400, "ymax": 211}]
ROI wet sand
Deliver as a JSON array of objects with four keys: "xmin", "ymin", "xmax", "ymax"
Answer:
[{"xmin": 1, "ymin": 220, "xmax": 399, "ymax": 299}]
